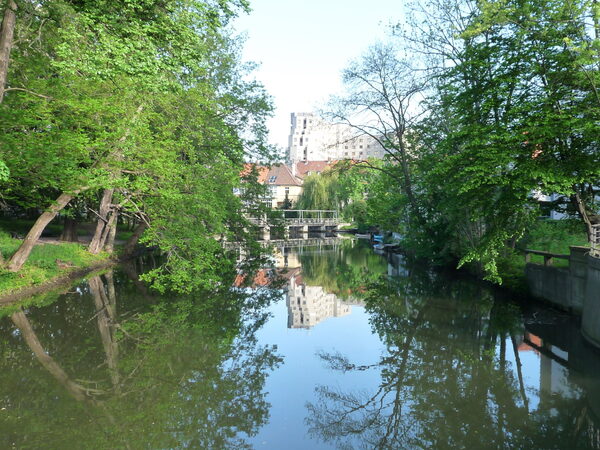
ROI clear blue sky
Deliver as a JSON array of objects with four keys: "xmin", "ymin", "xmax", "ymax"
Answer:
[{"xmin": 233, "ymin": 0, "xmax": 405, "ymax": 152}]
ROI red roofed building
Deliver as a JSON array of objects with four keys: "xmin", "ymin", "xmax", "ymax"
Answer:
[
  {"xmin": 240, "ymin": 163, "xmax": 304, "ymax": 208},
  {"xmin": 264, "ymin": 165, "xmax": 303, "ymax": 208},
  {"xmin": 239, "ymin": 160, "xmax": 340, "ymax": 208},
  {"xmin": 293, "ymin": 160, "xmax": 336, "ymax": 180}
]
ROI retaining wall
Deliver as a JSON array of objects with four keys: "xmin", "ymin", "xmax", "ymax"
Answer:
[
  {"xmin": 525, "ymin": 246, "xmax": 600, "ymax": 348},
  {"xmin": 582, "ymin": 255, "xmax": 600, "ymax": 348}
]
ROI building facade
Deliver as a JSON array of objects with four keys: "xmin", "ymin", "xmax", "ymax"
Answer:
[{"xmin": 287, "ymin": 112, "xmax": 386, "ymax": 163}]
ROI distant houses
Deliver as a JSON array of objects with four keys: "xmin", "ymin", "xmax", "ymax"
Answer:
[
  {"xmin": 239, "ymin": 112, "xmax": 387, "ymax": 209},
  {"xmin": 242, "ymin": 161, "xmax": 336, "ymax": 209}
]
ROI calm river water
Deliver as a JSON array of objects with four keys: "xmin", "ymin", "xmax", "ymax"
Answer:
[{"xmin": 1, "ymin": 239, "xmax": 599, "ymax": 449}]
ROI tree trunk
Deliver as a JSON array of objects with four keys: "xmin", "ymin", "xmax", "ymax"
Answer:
[
  {"xmin": 60, "ymin": 217, "xmax": 79, "ymax": 242},
  {"xmin": 0, "ymin": 0, "xmax": 17, "ymax": 103},
  {"xmin": 89, "ymin": 188, "xmax": 114, "ymax": 254},
  {"xmin": 97, "ymin": 209, "xmax": 117, "ymax": 253},
  {"xmin": 123, "ymin": 221, "xmax": 147, "ymax": 256},
  {"xmin": 89, "ymin": 275, "xmax": 120, "ymax": 391},
  {"xmin": 571, "ymin": 191, "xmax": 594, "ymax": 243},
  {"xmin": 7, "ymin": 191, "xmax": 80, "ymax": 272},
  {"xmin": 104, "ymin": 210, "xmax": 118, "ymax": 253},
  {"xmin": 11, "ymin": 309, "xmax": 93, "ymax": 402}
]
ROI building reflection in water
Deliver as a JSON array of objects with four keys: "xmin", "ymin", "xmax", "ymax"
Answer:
[
  {"xmin": 273, "ymin": 243, "xmax": 363, "ymax": 329},
  {"xmin": 286, "ymin": 271, "xmax": 351, "ymax": 329},
  {"xmin": 519, "ymin": 315, "xmax": 600, "ymax": 449}
]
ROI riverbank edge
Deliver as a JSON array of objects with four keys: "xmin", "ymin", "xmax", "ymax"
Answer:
[{"xmin": 0, "ymin": 257, "xmax": 119, "ymax": 305}]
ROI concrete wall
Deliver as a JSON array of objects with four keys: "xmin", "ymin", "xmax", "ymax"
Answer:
[
  {"xmin": 526, "ymin": 246, "xmax": 600, "ymax": 348},
  {"xmin": 569, "ymin": 246, "xmax": 588, "ymax": 312},
  {"xmin": 525, "ymin": 264, "xmax": 574, "ymax": 311},
  {"xmin": 582, "ymin": 255, "xmax": 600, "ymax": 348}
]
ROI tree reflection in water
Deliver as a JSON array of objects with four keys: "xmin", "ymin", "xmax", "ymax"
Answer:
[
  {"xmin": 0, "ymin": 264, "xmax": 283, "ymax": 449},
  {"xmin": 307, "ymin": 266, "xmax": 599, "ymax": 449}
]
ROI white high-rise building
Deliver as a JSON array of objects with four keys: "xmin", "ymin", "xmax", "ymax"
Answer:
[{"xmin": 287, "ymin": 112, "xmax": 386, "ymax": 163}]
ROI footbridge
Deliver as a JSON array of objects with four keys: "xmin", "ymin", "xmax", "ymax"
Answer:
[{"xmin": 248, "ymin": 210, "xmax": 340, "ymax": 239}]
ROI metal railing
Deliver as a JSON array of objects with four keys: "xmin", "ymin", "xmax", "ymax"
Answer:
[
  {"xmin": 247, "ymin": 210, "xmax": 339, "ymax": 226},
  {"xmin": 592, "ymin": 224, "xmax": 600, "ymax": 258},
  {"xmin": 224, "ymin": 237, "xmax": 340, "ymax": 249}
]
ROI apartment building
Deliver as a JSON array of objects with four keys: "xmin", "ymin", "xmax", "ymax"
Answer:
[{"xmin": 287, "ymin": 112, "xmax": 386, "ymax": 163}]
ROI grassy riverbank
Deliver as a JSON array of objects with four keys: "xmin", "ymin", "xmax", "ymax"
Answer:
[{"xmin": 0, "ymin": 231, "xmax": 112, "ymax": 296}]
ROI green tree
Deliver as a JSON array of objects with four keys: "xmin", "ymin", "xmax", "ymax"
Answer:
[{"xmin": 0, "ymin": 0, "xmax": 275, "ymax": 290}]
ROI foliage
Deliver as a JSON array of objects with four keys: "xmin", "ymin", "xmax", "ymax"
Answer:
[
  {"xmin": 0, "ymin": 0, "xmax": 275, "ymax": 289},
  {"xmin": 329, "ymin": 0, "xmax": 600, "ymax": 282},
  {"xmin": 296, "ymin": 161, "xmax": 381, "ymax": 228}
]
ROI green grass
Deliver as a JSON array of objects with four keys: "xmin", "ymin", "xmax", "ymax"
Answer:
[
  {"xmin": 524, "ymin": 218, "xmax": 588, "ymax": 253},
  {"xmin": 0, "ymin": 230, "xmax": 108, "ymax": 295},
  {"xmin": 498, "ymin": 218, "xmax": 589, "ymax": 292}
]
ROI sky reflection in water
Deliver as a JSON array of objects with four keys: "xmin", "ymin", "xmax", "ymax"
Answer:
[{"xmin": 0, "ymin": 239, "xmax": 599, "ymax": 449}]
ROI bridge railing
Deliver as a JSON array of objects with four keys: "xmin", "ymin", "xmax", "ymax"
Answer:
[
  {"xmin": 592, "ymin": 224, "xmax": 600, "ymax": 258},
  {"xmin": 281, "ymin": 210, "xmax": 338, "ymax": 220},
  {"xmin": 247, "ymin": 210, "xmax": 339, "ymax": 225}
]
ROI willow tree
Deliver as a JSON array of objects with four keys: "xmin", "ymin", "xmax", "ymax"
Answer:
[{"xmin": 296, "ymin": 172, "xmax": 339, "ymax": 211}]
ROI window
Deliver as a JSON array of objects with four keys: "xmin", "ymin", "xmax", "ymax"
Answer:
[
  {"xmin": 268, "ymin": 176, "xmax": 277, "ymax": 183},
  {"xmin": 345, "ymin": 145, "xmax": 348, "ymax": 149},
  {"xmin": 285, "ymin": 187, "xmax": 290, "ymax": 195},
  {"xmin": 299, "ymin": 138, "xmax": 303, "ymax": 146},
  {"xmin": 359, "ymin": 145, "xmax": 363, "ymax": 149}
]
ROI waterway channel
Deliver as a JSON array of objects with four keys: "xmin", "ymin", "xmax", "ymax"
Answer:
[{"xmin": 1, "ymin": 238, "xmax": 599, "ymax": 449}]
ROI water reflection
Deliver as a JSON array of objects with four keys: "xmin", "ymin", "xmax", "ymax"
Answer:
[
  {"xmin": 306, "ymin": 261, "xmax": 600, "ymax": 449},
  {"xmin": 237, "ymin": 238, "xmax": 382, "ymax": 330},
  {"xmin": 1, "ymin": 241, "xmax": 600, "ymax": 449},
  {"xmin": 286, "ymin": 271, "xmax": 351, "ymax": 329},
  {"xmin": 277, "ymin": 242, "xmax": 357, "ymax": 329},
  {"xmin": 0, "ymin": 263, "xmax": 283, "ymax": 448},
  {"xmin": 274, "ymin": 239, "xmax": 383, "ymax": 330}
]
